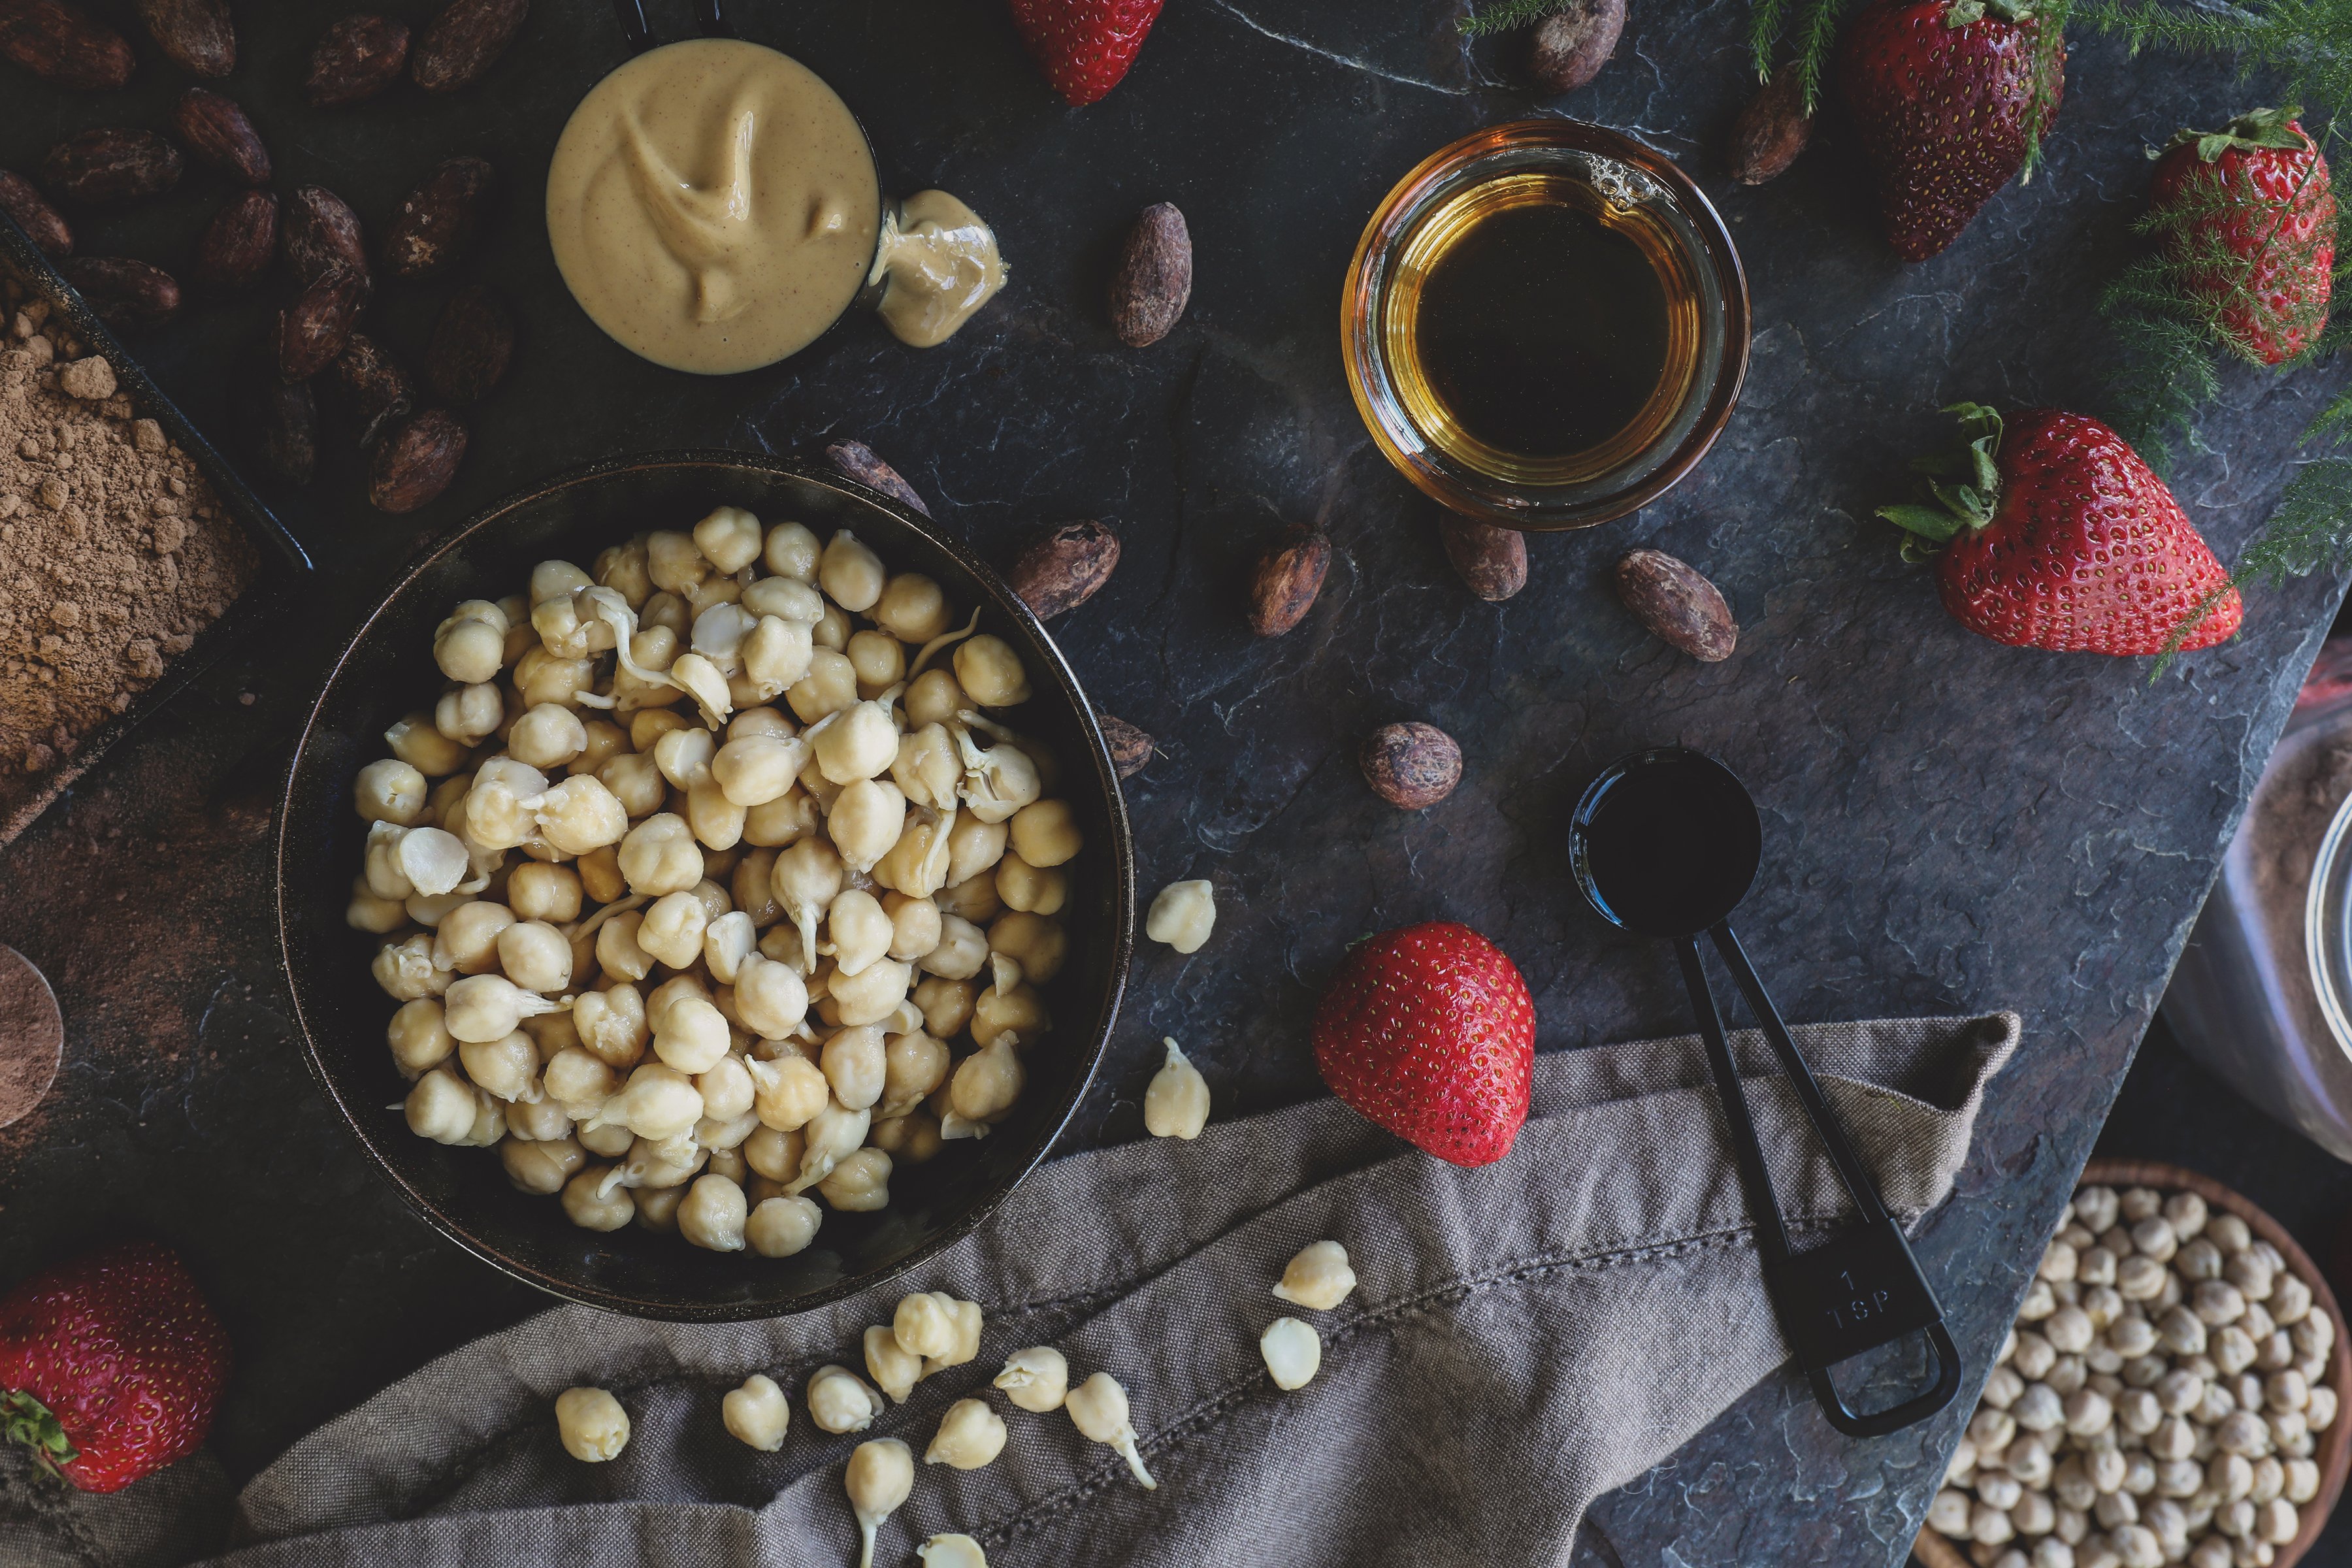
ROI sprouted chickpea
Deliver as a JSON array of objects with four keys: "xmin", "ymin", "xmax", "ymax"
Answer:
[
  {"xmin": 1066, "ymin": 1371, "xmax": 1156, "ymax": 1488},
  {"xmin": 722, "ymin": 1372, "xmax": 791, "ymax": 1452},
  {"xmin": 1260, "ymin": 1317, "xmax": 1322, "ymax": 1390},
  {"xmin": 1143, "ymin": 1038, "xmax": 1211, "ymax": 1139},
  {"xmin": 809, "ymin": 1364, "xmax": 885, "ymax": 1435},
  {"xmin": 554, "ymin": 1387, "xmax": 630, "ymax": 1462},
  {"xmin": 994, "ymin": 1346, "xmax": 1069, "ymax": 1413},
  {"xmin": 359, "ymin": 517, "xmax": 1087, "ymax": 1263},
  {"xmin": 1273, "ymin": 1241, "xmax": 1358, "ymax": 1311},
  {"xmin": 844, "ymin": 1437, "xmax": 913, "ymax": 1568},
  {"xmin": 926, "ymin": 1397, "xmax": 1007, "ymax": 1471},
  {"xmin": 865, "ymin": 1326, "xmax": 923, "ymax": 1403}
]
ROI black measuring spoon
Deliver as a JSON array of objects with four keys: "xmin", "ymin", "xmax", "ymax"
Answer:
[{"xmin": 1569, "ymin": 745, "xmax": 1960, "ymax": 1438}]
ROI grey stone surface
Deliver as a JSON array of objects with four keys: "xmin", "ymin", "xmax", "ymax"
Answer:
[{"xmin": 0, "ymin": 1, "xmax": 2345, "ymax": 1561}]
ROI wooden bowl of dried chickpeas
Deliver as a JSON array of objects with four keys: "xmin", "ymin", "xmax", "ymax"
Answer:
[
  {"xmin": 1914, "ymin": 1160, "xmax": 2352, "ymax": 1568},
  {"xmin": 274, "ymin": 451, "xmax": 1135, "ymax": 1320}
]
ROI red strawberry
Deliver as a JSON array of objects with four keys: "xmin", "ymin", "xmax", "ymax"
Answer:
[
  {"xmin": 1005, "ymin": 0, "xmax": 1164, "ymax": 106},
  {"xmin": 1310, "ymin": 922, "xmax": 1535, "ymax": 1168},
  {"xmin": 2149, "ymin": 106, "xmax": 2336, "ymax": 367},
  {"xmin": 1838, "ymin": 0, "xmax": 2065, "ymax": 262},
  {"xmin": 0, "ymin": 1241, "xmax": 231, "ymax": 1494},
  {"xmin": 1879, "ymin": 403, "xmax": 2242, "ymax": 655}
]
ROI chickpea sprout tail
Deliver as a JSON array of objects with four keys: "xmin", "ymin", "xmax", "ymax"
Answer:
[{"xmin": 351, "ymin": 506, "xmax": 1086, "ymax": 1256}]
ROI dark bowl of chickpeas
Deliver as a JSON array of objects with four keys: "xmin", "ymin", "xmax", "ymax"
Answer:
[{"xmin": 275, "ymin": 450, "xmax": 1134, "ymax": 1320}]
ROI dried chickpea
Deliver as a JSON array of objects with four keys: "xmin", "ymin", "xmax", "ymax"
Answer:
[
  {"xmin": 926, "ymin": 1397, "xmax": 1007, "ymax": 1470},
  {"xmin": 596, "ymin": 910, "xmax": 655, "ymax": 983},
  {"xmin": 868, "ymin": 1109, "xmax": 942, "ymax": 1163},
  {"xmin": 1260, "ymin": 1317, "xmax": 1322, "ymax": 1390},
  {"xmin": 830, "ymin": 889, "xmax": 894, "ymax": 977},
  {"xmin": 882, "ymin": 892, "xmax": 943, "ymax": 963},
  {"xmin": 830, "ymin": 780, "xmax": 907, "ymax": 875},
  {"xmin": 653, "ymin": 995, "xmax": 731, "ymax": 1075},
  {"xmin": 508, "ymin": 1094, "xmax": 574, "ymax": 1141},
  {"xmin": 764, "ymin": 519, "xmax": 820, "ymax": 580},
  {"xmin": 881, "ymin": 1030, "xmax": 951, "ymax": 1117},
  {"xmin": 405, "ymin": 1067, "xmax": 485, "ymax": 1145},
  {"xmin": 747, "ymin": 1192, "xmax": 823, "ymax": 1256},
  {"xmin": 460, "ymin": 1030, "xmax": 540, "ymax": 1102},
  {"xmin": 809, "ymin": 1363, "xmax": 885, "ymax": 1435},
  {"xmin": 813, "ymin": 600, "xmax": 849, "ymax": 651},
  {"xmin": 735, "ymin": 954, "xmax": 811, "ymax": 1040},
  {"xmin": 951, "ymin": 1036, "xmax": 1025, "ymax": 1121},
  {"xmin": 922, "ymin": 915, "xmax": 990, "ymax": 981},
  {"xmin": 387, "ymin": 998, "xmax": 458, "ymax": 1078},
  {"xmin": 823, "ymin": 1024, "xmax": 889, "ymax": 1110},
  {"xmin": 832, "ymin": 958, "xmax": 915, "ymax": 1028},
  {"xmin": 1143, "ymin": 1037, "xmax": 1210, "ymax": 1139},
  {"xmin": 917, "ymin": 1536, "xmax": 988, "ymax": 1568},
  {"xmin": 970, "ymin": 984, "xmax": 1048, "ymax": 1050},
  {"xmin": 387, "ymin": 711, "xmax": 471, "ymax": 776},
  {"xmin": 915, "ymin": 976, "xmax": 977, "ymax": 1039},
  {"xmin": 510, "ymin": 704, "xmax": 589, "ymax": 770},
  {"xmin": 743, "ymin": 787, "xmax": 819, "ymax": 848},
  {"xmin": 554, "ymin": 1386, "xmax": 630, "ymax": 1462},
  {"xmin": 747, "ymin": 1052, "xmax": 830, "ymax": 1130},
  {"xmin": 638, "ymin": 890, "xmax": 710, "ymax": 970},
  {"xmin": 696, "ymin": 1053, "xmax": 757, "ymax": 1123},
  {"xmin": 953, "ymin": 636, "xmax": 1030, "ymax": 707},
  {"xmin": 1067, "ymin": 1371, "xmax": 1155, "ymax": 1488}
]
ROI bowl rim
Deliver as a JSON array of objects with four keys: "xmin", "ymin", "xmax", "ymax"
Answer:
[{"xmin": 272, "ymin": 448, "xmax": 1134, "ymax": 1320}]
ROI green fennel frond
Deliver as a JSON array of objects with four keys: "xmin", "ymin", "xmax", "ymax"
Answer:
[
  {"xmin": 2079, "ymin": 0, "xmax": 2352, "ymax": 122},
  {"xmin": 1458, "ymin": 0, "xmax": 1569, "ymax": 37}
]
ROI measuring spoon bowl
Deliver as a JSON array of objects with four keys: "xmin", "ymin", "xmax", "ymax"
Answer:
[{"xmin": 1569, "ymin": 745, "xmax": 1761, "ymax": 938}]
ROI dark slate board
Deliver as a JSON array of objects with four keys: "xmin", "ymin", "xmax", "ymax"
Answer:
[{"xmin": 0, "ymin": 0, "xmax": 2345, "ymax": 1561}]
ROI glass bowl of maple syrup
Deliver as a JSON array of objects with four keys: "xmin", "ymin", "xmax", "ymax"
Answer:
[{"xmin": 1343, "ymin": 120, "xmax": 1750, "ymax": 531}]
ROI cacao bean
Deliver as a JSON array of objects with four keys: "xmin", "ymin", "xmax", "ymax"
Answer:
[
  {"xmin": 1727, "ymin": 70, "xmax": 1813, "ymax": 185},
  {"xmin": 1614, "ymin": 548, "xmax": 1737, "ymax": 662},
  {"xmin": 1248, "ymin": 527, "xmax": 1330, "ymax": 638},
  {"xmin": 63, "ymin": 256, "xmax": 180, "ymax": 329},
  {"xmin": 1008, "ymin": 521, "xmax": 1120, "ymax": 619},
  {"xmin": 382, "ymin": 155, "xmax": 496, "ymax": 280},
  {"xmin": 41, "ymin": 129, "xmax": 181, "ymax": 206},
  {"xmin": 425, "ymin": 282, "xmax": 514, "ymax": 405},
  {"xmin": 276, "ymin": 267, "xmax": 367, "ymax": 383},
  {"xmin": 1360, "ymin": 722, "xmax": 1462, "ymax": 810},
  {"xmin": 282, "ymin": 186, "xmax": 368, "ymax": 289},
  {"xmin": 1095, "ymin": 713, "xmax": 1153, "ymax": 779},
  {"xmin": 172, "ymin": 88, "xmax": 270, "ymax": 186},
  {"xmin": 190, "ymin": 188, "xmax": 277, "ymax": 292},
  {"xmin": 410, "ymin": 0, "xmax": 528, "ymax": 93},
  {"xmin": 370, "ymin": 408, "xmax": 467, "ymax": 513},
  {"xmin": 1107, "ymin": 202, "xmax": 1191, "ymax": 348},
  {"xmin": 304, "ymin": 13, "xmax": 410, "ymax": 107},
  {"xmin": 133, "ymin": 0, "xmax": 232, "ymax": 76},
  {"xmin": 1528, "ymin": 0, "xmax": 1623, "ymax": 94},
  {"xmin": 824, "ymin": 440, "xmax": 930, "ymax": 517},
  {"xmin": 333, "ymin": 333, "xmax": 414, "ymax": 450},
  {"xmin": 0, "ymin": 0, "xmax": 133, "ymax": 92},
  {"xmin": 233, "ymin": 342, "xmax": 315, "ymax": 485},
  {"xmin": 0, "ymin": 169, "xmax": 72, "ymax": 257},
  {"xmin": 1439, "ymin": 516, "xmax": 1528, "ymax": 602}
]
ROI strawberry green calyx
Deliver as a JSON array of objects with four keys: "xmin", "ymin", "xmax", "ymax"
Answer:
[
  {"xmin": 1944, "ymin": 0, "xmax": 2033, "ymax": 27},
  {"xmin": 2161, "ymin": 105, "xmax": 2307, "ymax": 164},
  {"xmin": 1878, "ymin": 402, "xmax": 2004, "ymax": 561},
  {"xmin": 2, "ymin": 1388, "xmax": 78, "ymax": 1479}
]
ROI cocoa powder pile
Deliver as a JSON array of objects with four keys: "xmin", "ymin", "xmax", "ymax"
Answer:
[{"xmin": 0, "ymin": 272, "xmax": 257, "ymax": 830}]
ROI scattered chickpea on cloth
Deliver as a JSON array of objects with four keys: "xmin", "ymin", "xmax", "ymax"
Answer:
[{"xmin": 350, "ymin": 510, "xmax": 1089, "ymax": 1258}]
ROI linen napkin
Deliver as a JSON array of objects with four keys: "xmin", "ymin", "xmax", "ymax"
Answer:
[{"xmin": 5, "ymin": 1012, "xmax": 2018, "ymax": 1567}]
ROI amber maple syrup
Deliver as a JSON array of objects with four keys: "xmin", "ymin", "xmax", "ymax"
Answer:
[{"xmin": 1379, "ymin": 169, "xmax": 1702, "ymax": 487}]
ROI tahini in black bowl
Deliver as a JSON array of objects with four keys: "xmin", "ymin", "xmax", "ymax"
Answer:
[{"xmin": 275, "ymin": 451, "xmax": 1134, "ymax": 1320}]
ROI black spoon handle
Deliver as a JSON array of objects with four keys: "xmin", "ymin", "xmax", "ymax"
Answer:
[{"xmin": 1676, "ymin": 936, "xmax": 1795, "ymax": 1269}]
